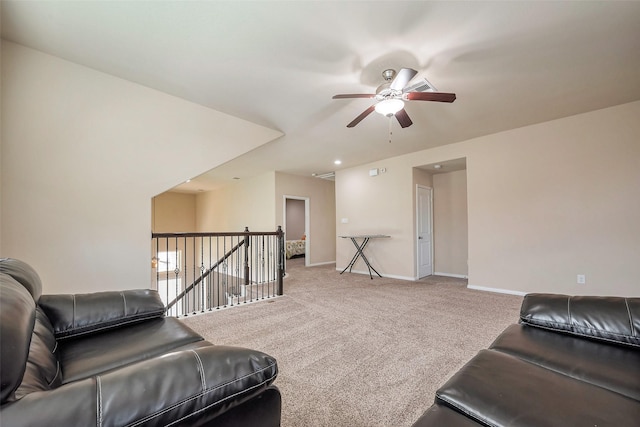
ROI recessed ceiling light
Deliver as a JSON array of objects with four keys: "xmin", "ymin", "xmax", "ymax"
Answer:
[{"xmin": 334, "ymin": 160, "xmax": 342, "ymax": 165}]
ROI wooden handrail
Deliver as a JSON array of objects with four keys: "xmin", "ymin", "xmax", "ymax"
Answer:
[{"xmin": 152, "ymin": 231, "xmax": 281, "ymax": 238}]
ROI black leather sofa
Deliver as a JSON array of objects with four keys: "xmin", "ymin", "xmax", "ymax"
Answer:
[
  {"xmin": 413, "ymin": 293, "xmax": 640, "ymax": 426},
  {"xmin": 0, "ymin": 258, "xmax": 281, "ymax": 426}
]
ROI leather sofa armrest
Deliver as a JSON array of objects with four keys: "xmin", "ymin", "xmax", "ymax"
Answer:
[
  {"xmin": 0, "ymin": 345, "xmax": 279, "ymax": 427},
  {"xmin": 520, "ymin": 293, "xmax": 640, "ymax": 348},
  {"xmin": 39, "ymin": 289, "xmax": 165, "ymax": 339}
]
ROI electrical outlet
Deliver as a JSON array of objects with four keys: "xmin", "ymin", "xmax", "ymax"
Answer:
[{"xmin": 577, "ymin": 274, "xmax": 586, "ymax": 284}]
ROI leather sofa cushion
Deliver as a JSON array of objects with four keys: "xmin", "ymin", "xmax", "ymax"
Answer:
[
  {"xmin": 0, "ymin": 274, "xmax": 36, "ymax": 403},
  {"xmin": 0, "ymin": 345, "xmax": 278, "ymax": 427},
  {"xmin": 14, "ymin": 308, "xmax": 61, "ymax": 400},
  {"xmin": 491, "ymin": 323, "xmax": 640, "ymax": 401},
  {"xmin": 97, "ymin": 345, "xmax": 278, "ymax": 426},
  {"xmin": 39, "ymin": 289, "xmax": 165, "ymax": 339},
  {"xmin": 0, "ymin": 258, "xmax": 43, "ymax": 302},
  {"xmin": 59, "ymin": 317, "xmax": 207, "ymax": 383},
  {"xmin": 412, "ymin": 403, "xmax": 485, "ymax": 427},
  {"xmin": 520, "ymin": 293, "xmax": 640, "ymax": 347},
  {"xmin": 436, "ymin": 349, "xmax": 640, "ymax": 427}
]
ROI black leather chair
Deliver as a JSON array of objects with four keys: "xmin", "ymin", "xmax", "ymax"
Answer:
[{"xmin": 0, "ymin": 258, "xmax": 281, "ymax": 426}]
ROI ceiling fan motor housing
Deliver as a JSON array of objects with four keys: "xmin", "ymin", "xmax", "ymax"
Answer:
[{"xmin": 376, "ymin": 69, "xmax": 402, "ymax": 100}]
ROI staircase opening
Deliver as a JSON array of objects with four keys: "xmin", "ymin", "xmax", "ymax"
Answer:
[{"xmin": 152, "ymin": 227, "xmax": 285, "ymax": 317}]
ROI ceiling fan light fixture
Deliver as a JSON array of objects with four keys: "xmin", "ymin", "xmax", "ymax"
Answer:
[{"xmin": 375, "ymin": 98, "xmax": 404, "ymax": 116}]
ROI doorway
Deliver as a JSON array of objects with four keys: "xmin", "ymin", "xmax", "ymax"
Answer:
[
  {"xmin": 416, "ymin": 185, "xmax": 433, "ymax": 278},
  {"xmin": 283, "ymin": 196, "xmax": 310, "ymax": 266},
  {"xmin": 416, "ymin": 158, "xmax": 468, "ymax": 279}
]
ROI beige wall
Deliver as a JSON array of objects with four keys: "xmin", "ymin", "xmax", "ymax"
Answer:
[
  {"xmin": 183, "ymin": 171, "xmax": 336, "ymax": 268},
  {"xmin": 412, "ymin": 168, "xmax": 433, "ymax": 189},
  {"xmin": 336, "ymin": 101, "xmax": 640, "ymax": 296},
  {"xmin": 336, "ymin": 159, "xmax": 415, "ymax": 279},
  {"xmin": 152, "ymin": 192, "xmax": 197, "ymax": 233},
  {"xmin": 285, "ymin": 199, "xmax": 305, "ymax": 240},
  {"xmin": 0, "ymin": 42, "xmax": 282, "ymax": 294},
  {"xmin": 433, "ymin": 170, "xmax": 468, "ymax": 277},
  {"xmin": 195, "ymin": 172, "xmax": 277, "ymax": 232},
  {"xmin": 0, "ymin": 29, "xmax": 3, "ymax": 254},
  {"xmin": 0, "ymin": 19, "xmax": 3, "ymax": 255},
  {"xmin": 193, "ymin": 172, "xmax": 335, "ymax": 266},
  {"xmin": 275, "ymin": 172, "xmax": 336, "ymax": 266},
  {"xmin": 461, "ymin": 103, "xmax": 639, "ymax": 296}
]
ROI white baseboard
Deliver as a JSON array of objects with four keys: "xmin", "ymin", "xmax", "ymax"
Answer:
[
  {"xmin": 383, "ymin": 273, "xmax": 416, "ymax": 281},
  {"xmin": 335, "ymin": 267, "xmax": 414, "ymax": 281},
  {"xmin": 434, "ymin": 272, "xmax": 468, "ymax": 279},
  {"xmin": 467, "ymin": 284, "xmax": 527, "ymax": 296},
  {"xmin": 307, "ymin": 261, "xmax": 336, "ymax": 267}
]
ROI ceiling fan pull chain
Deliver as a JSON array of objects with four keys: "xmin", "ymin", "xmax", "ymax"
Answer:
[{"xmin": 388, "ymin": 116, "xmax": 393, "ymax": 143}]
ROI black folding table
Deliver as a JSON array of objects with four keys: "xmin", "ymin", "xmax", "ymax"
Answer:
[{"xmin": 339, "ymin": 235, "xmax": 390, "ymax": 279}]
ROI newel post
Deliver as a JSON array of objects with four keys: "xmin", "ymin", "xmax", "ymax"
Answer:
[
  {"xmin": 277, "ymin": 225, "xmax": 284, "ymax": 295},
  {"xmin": 244, "ymin": 227, "xmax": 250, "ymax": 288}
]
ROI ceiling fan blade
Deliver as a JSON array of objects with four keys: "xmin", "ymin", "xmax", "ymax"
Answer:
[
  {"xmin": 346, "ymin": 105, "xmax": 376, "ymax": 128},
  {"xmin": 395, "ymin": 109, "xmax": 413, "ymax": 128},
  {"xmin": 405, "ymin": 92, "xmax": 457, "ymax": 103},
  {"xmin": 390, "ymin": 68, "xmax": 418, "ymax": 91},
  {"xmin": 332, "ymin": 94, "xmax": 376, "ymax": 99}
]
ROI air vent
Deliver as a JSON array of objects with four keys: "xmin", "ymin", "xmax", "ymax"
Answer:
[
  {"xmin": 403, "ymin": 77, "xmax": 437, "ymax": 93},
  {"xmin": 312, "ymin": 172, "xmax": 335, "ymax": 180}
]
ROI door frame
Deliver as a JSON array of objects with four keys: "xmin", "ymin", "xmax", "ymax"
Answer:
[
  {"xmin": 416, "ymin": 185, "xmax": 434, "ymax": 279},
  {"xmin": 283, "ymin": 195, "xmax": 310, "ymax": 266}
]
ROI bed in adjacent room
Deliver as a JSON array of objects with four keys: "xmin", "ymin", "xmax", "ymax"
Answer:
[{"xmin": 285, "ymin": 238, "xmax": 306, "ymax": 259}]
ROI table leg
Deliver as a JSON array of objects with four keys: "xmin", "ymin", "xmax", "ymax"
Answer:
[
  {"xmin": 340, "ymin": 237, "xmax": 365, "ymax": 274},
  {"xmin": 358, "ymin": 248, "xmax": 383, "ymax": 280},
  {"xmin": 353, "ymin": 238, "xmax": 383, "ymax": 279},
  {"xmin": 340, "ymin": 237, "xmax": 382, "ymax": 279}
]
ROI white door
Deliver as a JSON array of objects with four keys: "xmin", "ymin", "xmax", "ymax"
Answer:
[{"xmin": 417, "ymin": 186, "xmax": 433, "ymax": 278}]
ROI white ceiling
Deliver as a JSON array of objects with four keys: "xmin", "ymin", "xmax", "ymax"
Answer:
[{"xmin": 3, "ymin": 1, "xmax": 640, "ymax": 192}]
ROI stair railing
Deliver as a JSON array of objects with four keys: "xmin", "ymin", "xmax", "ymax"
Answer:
[{"xmin": 151, "ymin": 227, "xmax": 284, "ymax": 317}]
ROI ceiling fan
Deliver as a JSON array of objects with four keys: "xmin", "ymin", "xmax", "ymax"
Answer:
[{"xmin": 332, "ymin": 68, "xmax": 456, "ymax": 128}]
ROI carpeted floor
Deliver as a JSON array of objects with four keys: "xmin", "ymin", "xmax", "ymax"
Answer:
[{"xmin": 182, "ymin": 258, "xmax": 523, "ymax": 427}]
